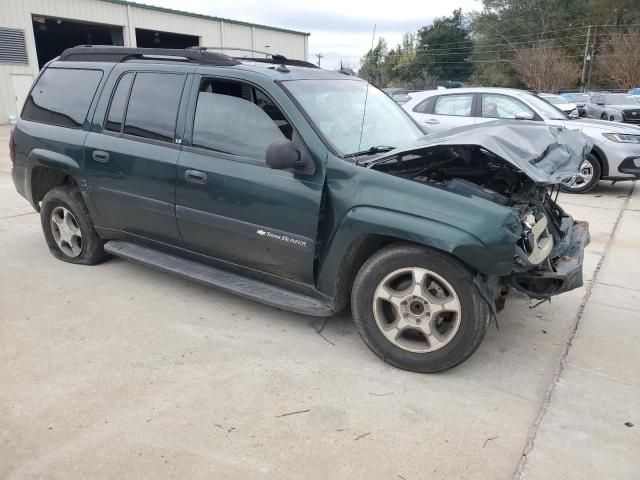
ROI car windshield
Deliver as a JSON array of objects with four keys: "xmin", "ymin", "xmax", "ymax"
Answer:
[
  {"xmin": 571, "ymin": 94, "xmax": 589, "ymax": 102},
  {"xmin": 542, "ymin": 95, "xmax": 571, "ymax": 106},
  {"xmin": 282, "ymin": 79, "xmax": 424, "ymax": 156},
  {"xmin": 604, "ymin": 94, "xmax": 639, "ymax": 105},
  {"xmin": 519, "ymin": 92, "xmax": 568, "ymax": 120}
]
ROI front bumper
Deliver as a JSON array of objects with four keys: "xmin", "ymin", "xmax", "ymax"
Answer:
[
  {"xmin": 509, "ymin": 220, "xmax": 590, "ymax": 300},
  {"xmin": 599, "ymin": 140, "xmax": 640, "ymax": 179}
]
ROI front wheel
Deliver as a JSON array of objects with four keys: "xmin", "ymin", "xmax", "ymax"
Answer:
[
  {"xmin": 560, "ymin": 153, "xmax": 601, "ymax": 194},
  {"xmin": 351, "ymin": 244, "xmax": 489, "ymax": 373}
]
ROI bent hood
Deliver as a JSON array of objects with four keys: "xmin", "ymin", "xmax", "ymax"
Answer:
[{"xmin": 366, "ymin": 121, "xmax": 592, "ymax": 185}]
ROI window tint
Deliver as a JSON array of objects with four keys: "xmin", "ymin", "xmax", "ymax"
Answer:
[
  {"xmin": 22, "ymin": 68, "xmax": 102, "ymax": 128},
  {"xmin": 123, "ymin": 73, "xmax": 185, "ymax": 142},
  {"xmin": 105, "ymin": 73, "xmax": 134, "ymax": 133},
  {"xmin": 481, "ymin": 94, "xmax": 534, "ymax": 119},
  {"xmin": 434, "ymin": 94, "xmax": 473, "ymax": 116},
  {"xmin": 413, "ymin": 96, "xmax": 436, "ymax": 114},
  {"xmin": 192, "ymin": 79, "xmax": 292, "ymax": 160}
]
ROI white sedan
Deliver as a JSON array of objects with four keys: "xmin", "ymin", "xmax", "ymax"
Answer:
[{"xmin": 403, "ymin": 87, "xmax": 640, "ymax": 193}]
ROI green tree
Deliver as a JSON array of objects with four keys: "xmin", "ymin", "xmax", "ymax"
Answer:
[
  {"xmin": 358, "ymin": 38, "xmax": 389, "ymax": 87},
  {"xmin": 415, "ymin": 9, "xmax": 474, "ymax": 82}
]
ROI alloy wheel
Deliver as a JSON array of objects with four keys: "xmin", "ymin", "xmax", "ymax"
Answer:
[
  {"xmin": 372, "ymin": 267, "xmax": 462, "ymax": 353},
  {"xmin": 50, "ymin": 206, "xmax": 83, "ymax": 257},
  {"xmin": 563, "ymin": 159, "xmax": 594, "ymax": 190}
]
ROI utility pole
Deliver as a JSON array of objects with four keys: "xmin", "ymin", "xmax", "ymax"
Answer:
[
  {"xmin": 580, "ymin": 25, "xmax": 592, "ymax": 92},
  {"xmin": 315, "ymin": 53, "xmax": 323, "ymax": 67}
]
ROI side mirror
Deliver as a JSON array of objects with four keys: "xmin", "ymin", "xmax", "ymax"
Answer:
[
  {"xmin": 266, "ymin": 138, "xmax": 315, "ymax": 175},
  {"xmin": 514, "ymin": 111, "xmax": 534, "ymax": 120},
  {"xmin": 569, "ymin": 110, "xmax": 579, "ymax": 119},
  {"xmin": 597, "ymin": 101, "xmax": 605, "ymax": 106}
]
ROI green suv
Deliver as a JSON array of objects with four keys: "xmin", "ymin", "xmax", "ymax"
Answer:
[{"xmin": 10, "ymin": 46, "xmax": 589, "ymax": 372}]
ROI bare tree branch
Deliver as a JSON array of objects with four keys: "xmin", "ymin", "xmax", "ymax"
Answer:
[
  {"xmin": 512, "ymin": 42, "xmax": 581, "ymax": 92},
  {"xmin": 595, "ymin": 30, "xmax": 640, "ymax": 89}
]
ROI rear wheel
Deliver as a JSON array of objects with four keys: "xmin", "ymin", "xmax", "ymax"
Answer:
[
  {"xmin": 560, "ymin": 153, "xmax": 600, "ymax": 194},
  {"xmin": 351, "ymin": 244, "xmax": 489, "ymax": 373},
  {"xmin": 600, "ymin": 113, "xmax": 607, "ymax": 120},
  {"xmin": 41, "ymin": 185, "xmax": 108, "ymax": 265}
]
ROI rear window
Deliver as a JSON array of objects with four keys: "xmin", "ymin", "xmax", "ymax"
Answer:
[
  {"xmin": 123, "ymin": 72, "xmax": 186, "ymax": 143},
  {"xmin": 21, "ymin": 68, "xmax": 102, "ymax": 128}
]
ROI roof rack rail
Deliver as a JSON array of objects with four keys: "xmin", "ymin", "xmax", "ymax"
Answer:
[
  {"xmin": 58, "ymin": 46, "xmax": 240, "ymax": 66},
  {"xmin": 190, "ymin": 46, "xmax": 319, "ymax": 68}
]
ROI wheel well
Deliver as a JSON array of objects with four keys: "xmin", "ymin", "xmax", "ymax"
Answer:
[
  {"xmin": 31, "ymin": 167, "xmax": 78, "ymax": 209},
  {"xmin": 589, "ymin": 146, "xmax": 608, "ymax": 177},
  {"xmin": 332, "ymin": 234, "xmax": 406, "ymax": 311}
]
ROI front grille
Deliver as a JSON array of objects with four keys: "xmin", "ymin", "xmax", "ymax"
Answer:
[{"xmin": 623, "ymin": 109, "xmax": 640, "ymax": 123}]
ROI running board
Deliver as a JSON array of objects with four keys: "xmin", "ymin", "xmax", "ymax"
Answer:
[{"xmin": 104, "ymin": 241, "xmax": 335, "ymax": 317}]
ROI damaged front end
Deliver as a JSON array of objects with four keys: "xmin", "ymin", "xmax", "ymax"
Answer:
[{"xmin": 364, "ymin": 121, "xmax": 592, "ymax": 303}]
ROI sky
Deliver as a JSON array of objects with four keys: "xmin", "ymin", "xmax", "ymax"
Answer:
[{"xmin": 138, "ymin": 0, "xmax": 482, "ymax": 70}]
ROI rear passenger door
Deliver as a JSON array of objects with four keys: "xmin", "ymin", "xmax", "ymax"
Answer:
[
  {"xmin": 175, "ymin": 75, "xmax": 324, "ymax": 285},
  {"xmin": 85, "ymin": 66, "xmax": 191, "ymax": 244},
  {"xmin": 413, "ymin": 93, "xmax": 477, "ymax": 132}
]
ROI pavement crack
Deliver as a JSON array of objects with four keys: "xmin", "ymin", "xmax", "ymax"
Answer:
[
  {"xmin": 513, "ymin": 181, "xmax": 635, "ymax": 479},
  {"xmin": 0, "ymin": 211, "xmax": 36, "ymax": 220}
]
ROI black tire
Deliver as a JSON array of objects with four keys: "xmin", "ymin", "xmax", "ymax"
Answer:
[
  {"xmin": 600, "ymin": 113, "xmax": 607, "ymax": 120},
  {"xmin": 351, "ymin": 243, "xmax": 490, "ymax": 373},
  {"xmin": 609, "ymin": 115, "xmax": 615, "ymax": 121},
  {"xmin": 560, "ymin": 153, "xmax": 601, "ymax": 194},
  {"xmin": 40, "ymin": 185, "xmax": 109, "ymax": 265}
]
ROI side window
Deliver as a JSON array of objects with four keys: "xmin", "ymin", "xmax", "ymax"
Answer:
[
  {"xmin": 21, "ymin": 68, "xmax": 103, "ymax": 128},
  {"xmin": 412, "ymin": 96, "xmax": 436, "ymax": 114},
  {"xmin": 481, "ymin": 94, "xmax": 534, "ymax": 119},
  {"xmin": 434, "ymin": 94, "xmax": 473, "ymax": 117},
  {"xmin": 192, "ymin": 78, "xmax": 292, "ymax": 160},
  {"xmin": 123, "ymin": 72, "xmax": 186, "ymax": 142},
  {"xmin": 105, "ymin": 73, "xmax": 134, "ymax": 133}
]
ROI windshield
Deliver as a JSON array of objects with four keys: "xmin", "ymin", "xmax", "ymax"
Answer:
[
  {"xmin": 282, "ymin": 79, "xmax": 424, "ymax": 156},
  {"xmin": 542, "ymin": 95, "xmax": 571, "ymax": 106},
  {"xmin": 520, "ymin": 92, "xmax": 568, "ymax": 120},
  {"xmin": 604, "ymin": 94, "xmax": 639, "ymax": 105}
]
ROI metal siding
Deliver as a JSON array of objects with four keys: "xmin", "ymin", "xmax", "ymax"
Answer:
[{"xmin": 0, "ymin": 0, "xmax": 307, "ymax": 123}]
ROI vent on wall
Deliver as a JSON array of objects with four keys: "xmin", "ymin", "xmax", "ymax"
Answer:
[{"xmin": 0, "ymin": 27, "xmax": 29, "ymax": 65}]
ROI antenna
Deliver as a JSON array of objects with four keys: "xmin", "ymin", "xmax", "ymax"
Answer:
[{"xmin": 356, "ymin": 24, "xmax": 377, "ymax": 156}]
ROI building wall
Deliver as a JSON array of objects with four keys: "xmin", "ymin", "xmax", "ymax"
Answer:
[{"xmin": 0, "ymin": 0, "xmax": 308, "ymax": 124}]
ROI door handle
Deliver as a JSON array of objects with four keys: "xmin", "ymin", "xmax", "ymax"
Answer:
[
  {"xmin": 92, "ymin": 150, "xmax": 110, "ymax": 163},
  {"xmin": 185, "ymin": 169, "xmax": 207, "ymax": 184},
  {"xmin": 422, "ymin": 118, "xmax": 440, "ymax": 124}
]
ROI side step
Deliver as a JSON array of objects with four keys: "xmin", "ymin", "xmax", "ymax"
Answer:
[{"xmin": 104, "ymin": 241, "xmax": 335, "ymax": 317}]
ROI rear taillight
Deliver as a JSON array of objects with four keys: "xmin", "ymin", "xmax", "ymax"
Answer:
[{"xmin": 9, "ymin": 128, "xmax": 16, "ymax": 163}]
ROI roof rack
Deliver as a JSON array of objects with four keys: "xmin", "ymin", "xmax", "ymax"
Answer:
[
  {"xmin": 190, "ymin": 46, "xmax": 319, "ymax": 68},
  {"xmin": 58, "ymin": 46, "xmax": 240, "ymax": 66}
]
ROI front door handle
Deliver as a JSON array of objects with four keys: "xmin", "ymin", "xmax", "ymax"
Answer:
[
  {"xmin": 92, "ymin": 150, "xmax": 110, "ymax": 162},
  {"xmin": 422, "ymin": 118, "xmax": 440, "ymax": 124},
  {"xmin": 185, "ymin": 169, "xmax": 207, "ymax": 184}
]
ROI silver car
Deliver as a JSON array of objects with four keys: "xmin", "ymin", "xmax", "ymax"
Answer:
[
  {"xmin": 403, "ymin": 87, "xmax": 640, "ymax": 193},
  {"xmin": 584, "ymin": 93, "xmax": 640, "ymax": 124}
]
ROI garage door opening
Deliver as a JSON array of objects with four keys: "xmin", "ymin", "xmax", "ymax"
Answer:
[
  {"xmin": 32, "ymin": 16, "xmax": 123, "ymax": 68},
  {"xmin": 135, "ymin": 28, "xmax": 199, "ymax": 49}
]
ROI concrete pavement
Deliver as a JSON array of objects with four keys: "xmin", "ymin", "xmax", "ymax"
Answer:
[{"xmin": 0, "ymin": 124, "xmax": 638, "ymax": 479}]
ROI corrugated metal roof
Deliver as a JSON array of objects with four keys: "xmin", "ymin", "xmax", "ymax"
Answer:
[{"xmin": 101, "ymin": 0, "xmax": 310, "ymax": 36}]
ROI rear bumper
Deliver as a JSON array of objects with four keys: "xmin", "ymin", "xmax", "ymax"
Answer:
[
  {"xmin": 509, "ymin": 220, "xmax": 590, "ymax": 300},
  {"xmin": 11, "ymin": 162, "xmax": 29, "ymax": 201}
]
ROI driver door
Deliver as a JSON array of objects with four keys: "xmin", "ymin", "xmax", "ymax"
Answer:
[{"xmin": 175, "ymin": 76, "xmax": 324, "ymax": 285}]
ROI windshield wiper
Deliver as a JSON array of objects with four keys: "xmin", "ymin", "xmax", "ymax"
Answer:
[{"xmin": 347, "ymin": 145, "xmax": 396, "ymax": 158}]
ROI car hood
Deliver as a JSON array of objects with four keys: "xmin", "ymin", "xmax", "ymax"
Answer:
[
  {"xmin": 604, "ymin": 104, "xmax": 640, "ymax": 110},
  {"xmin": 364, "ymin": 120, "xmax": 592, "ymax": 185},
  {"xmin": 559, "ymin": 118, "xmax": 640, "ymax": 133}
]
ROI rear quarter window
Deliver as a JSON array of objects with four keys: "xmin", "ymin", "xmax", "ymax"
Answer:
[{"xmin": 21, "ymin": 68, "xmax": 103, "ymax": 128}]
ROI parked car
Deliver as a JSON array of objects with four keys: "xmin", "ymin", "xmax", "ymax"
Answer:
[
  {"xmin": 383, "ymin": 88, "xmax": 412, "ymax": 105},
  {"xmin": 11, "ymin": 47, "xmax": 590, "ymax": 373},
  {"xmin": 584, "ymin": 93, "xmax": 640, "ymax": 123},
  {"xmin": 628, "ymin": 88, "xmax": 640, "ymax": 98},
  {"xmin": 403, "ymin": 87, "xmax": 640, "ymax": 193},
  {"xmin": 538, "ymin": 93, "xmax": 579, "ymax": 117},
  {"xmin": 561, "ymin": 92, "xmax": 590, "ymax": 117}
]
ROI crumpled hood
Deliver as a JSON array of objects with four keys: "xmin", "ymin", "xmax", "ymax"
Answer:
[{"xmin": 366, "ymin": 120, "xmax": 593, "ymax": 185}]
